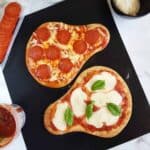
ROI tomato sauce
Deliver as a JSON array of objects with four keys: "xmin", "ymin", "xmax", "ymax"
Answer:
[
  {"xmin": 0, "ymin": 106, "xmax": 16, "ymax": 137},
  {"xmin": 48, "ymin": 104, "xmax": 58, "ymax": 131},
  {"xmin": 78, "ymin": 69, "xmax": 128, "ymax": 131},
  {"xmin": 50, "ymin": 122, "xmax": 58, "ymax": 131},
  {"xmin": 74, "ymin": 116, "xmax": 84, "ymax": 125},
  {"xmin": 50, "ymin": 69, "xmax": 129, "ymax": 132},
  {"xmin": 81, "ymin": 98, "xmax": 128, "ymax": 132}
]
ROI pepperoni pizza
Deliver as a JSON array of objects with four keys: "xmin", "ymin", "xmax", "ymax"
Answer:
[
  {"xmin": 26, "ymin": 22, "xmax": 110, "ymax": 88},
  {"xmin": 44, "ymin": 66, "xmax": 132, "ymax": 138}
]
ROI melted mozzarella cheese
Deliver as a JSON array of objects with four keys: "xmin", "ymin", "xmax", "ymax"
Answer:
[
  {"xmin": 49, "ymin": 68, "xmax": 59, "ymax": 81},
  {"xmin": 85, "ymin": 72, "xmax": 117, "ymax": 92},
  {"xmin": 68, "ymin": 52, "xmax": 81, "ymax": 64},
  {"xmin": 30, "ymin": 38, "xmax": 38, "ymax": 46},
  {"xmin": 61, "ymin": 48, "xmax": 81, "ymax": 64},
  {"xmin": 47, "ymin": 27, "xmax": 57, "ymax": 45},
  {"xmin": 91, "ymin": 90, "xmax": 122, "ymax": 107},
  {"xmin": 52, "ymin": 102, "xmax": 68, "ymax": 131},
  {"xmin": 86, "ymin": 110, "xmax": 103, "ymax": 128},
  {"xmin": 107, "ymin": 90, "xmax": 122, "ymax": 104},
  {"xmin": 86, "ymin": 107, "xmax": 119, "ymax": 128},
  {"xmin": 70, "ymin": 88, "xmax": 87, "ymax": 117}
]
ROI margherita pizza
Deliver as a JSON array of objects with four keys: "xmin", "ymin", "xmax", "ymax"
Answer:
[
  {"xmin": 26, "ymin": 22, "xmax": 110, "ymax": 88},
  {"xmin": 44, "ymin": 66, "xmax": 132, "ymax": 138}
]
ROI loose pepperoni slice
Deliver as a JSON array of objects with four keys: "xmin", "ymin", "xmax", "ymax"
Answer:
[
  {"xmin": 5, "ymin": 2, "xmax": 21, "ymax": 17},
  {"xmin": 85, "ymin": 29, "xmax": 100, "ymax": 45},
  {"xmin": 46, "ymin": 45, "xmax": 61, "ymax": 60},
  {"xmin": 58, "ymin": 58, "xmax": 73, "ymax": 73},
  {"xmin": 36, "ymin": 64, "xmax": 51, "ymax": 80},
  {"xmin": 73, "ymin": 40, "xmax": 87, "ymax": 54},
  {"xmin": 36, "ymin": 27, "xmax": 50, "ymax": 41},
  {"xmin": 28, "ymin": 46, "xmax": 43, "ymax": 61},
  {"xmin": 57, "ymin": 30, "xmax": 71, "ymax": 44}
]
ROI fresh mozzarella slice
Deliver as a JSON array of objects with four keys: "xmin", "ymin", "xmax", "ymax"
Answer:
[
  {"xmin": 107, "ymin": 90, "xmax": 122, "ymax": 104},
  {"xmin": 86, "ymin": 109, "xmax": 103, "ymax": 128},
  {"xmin": 85, "ymin": 72, "xmax": 117, "ymax": 92},
  {"xmin": 91, "ymin": 92, "xmax": 107, "ymax": 107},
  {"xmin": 86, "ymin": 107, "xmax": 119, "ymax": 128},
  {"xmin": 91, "ymin": 90, "xmax": 122, "ymax": 107},
  {"xmin": 52, "ymin": 102, "xmax": 68, "ymax": 131},
  {"xmin": 70, "ymin": 87, "xmax": 87, "ymax": 117}
]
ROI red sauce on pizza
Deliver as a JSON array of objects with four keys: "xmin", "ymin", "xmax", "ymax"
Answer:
[
  {"xmin": 49, "ymin": 69, "xmax": 129, "ymax": 132},
  {"xmin": 26, "ymin": 22, "xmax": 110, "ymax": 88},
  {"xmin": 79, "ymin": 70, "xmax": 128, "ymax": 131},
  {"xmin": 74, "ymin": 116, "xmax": 84, "ymax": 125},
  {"xmin": 50, "ymin": 122, "xmax": 58, "ymax": 131},
  {"xmin": 0, "ymin": 106, "xmax": 16, "ymax": 137}
]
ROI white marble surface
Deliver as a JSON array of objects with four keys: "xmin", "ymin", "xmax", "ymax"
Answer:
[{"xmin": 0, "ymin": 0, "xmax": 150, "ymax": 149}]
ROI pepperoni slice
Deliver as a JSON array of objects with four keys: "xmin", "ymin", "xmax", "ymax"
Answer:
[
  {"xmin": 28, "ymin": 46, "xmax": 43, "ymax": 61},
  {"xmin": 73, "ymin": 40, "xmax": 87, "ymax": 54},
  {"xmin": 36, "ymin": 64, "xmax": 51, "ymax": 80},
  {"xmin": 0, "ymin": 2, "xmax": 21, "ymax": 63},
  {"xmin": 85, "ymin": 29, "xmax": 100, "ymax": 45},
  {"xmin": 57, "ymin": 30, "xmax": 71, "ymax": 44},
  {"xmin": 46, "ymin": 45, "xmax": 61, "ymax": 60},
  {"xmin": 58, "ymin": 58, "xmax": 73, "ymax": 73},
  {"xmin": 36, "ymin": 27, "xmax": 50, "ymax": 41},
  {"xmin": 5, "ymin": 2, "xmax": 21, "ymax": 17},
  {"xmin": 0, "ymin": 21, "xmax": 14, "ymax": 33},
  {"xmin": 2, "ymin": 14, "xmax": 17, "ymax": 23}
]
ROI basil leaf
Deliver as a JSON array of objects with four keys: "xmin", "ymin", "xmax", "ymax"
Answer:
[
  {"xmin": 86, "ymin": 101, "xmax": 94, "ymax": 119},
  {"xmin": 64, "ymin": 107, "xmax": 73, "ymax": 126},
  {"xmin": 91, "ymin": 80, "xmax": 105, "ymax": 91},
  {"xmin": 107, "ymin": 103, "xmax": 121, "ymax": 116}
]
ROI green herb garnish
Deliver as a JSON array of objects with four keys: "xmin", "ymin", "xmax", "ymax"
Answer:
[
  {"xmin": 86, "ymin": 101, "xmax": 94, "ymax": 119},
  {"xmin": 91, "ymin": 80, "xmax": 105, "ymax": 91},
  {"xmin": 64, "ymin": 107, "xmax": 74, "ymax": 126},
  {"xmin": 107, "ymin": 103, "xmax": 121, "ymax": 116}
]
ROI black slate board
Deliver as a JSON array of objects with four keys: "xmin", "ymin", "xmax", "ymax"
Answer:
[{"xmin": 3, "ymin": 0, "xmax": 150, "ymax": 149}]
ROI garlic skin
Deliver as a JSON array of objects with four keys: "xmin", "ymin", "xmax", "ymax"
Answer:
[{"xmin": 113, "ymin": 0, "xmax": 140, "ymax": 16}]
